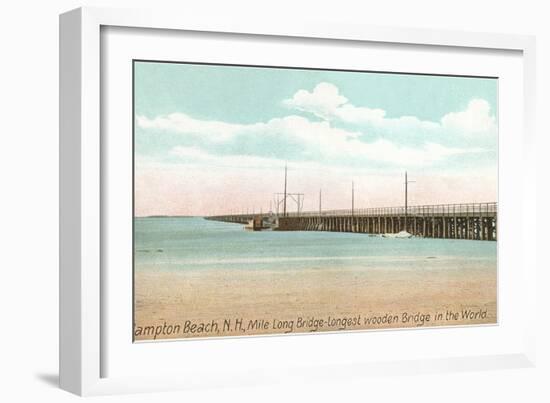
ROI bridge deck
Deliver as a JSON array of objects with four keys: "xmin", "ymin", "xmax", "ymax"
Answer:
[{"xmin": 205, "ymin": 202, "xmax": 497, "ymax": 241}]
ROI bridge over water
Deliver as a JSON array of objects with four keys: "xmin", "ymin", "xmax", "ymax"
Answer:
[{"xmin": 205, "ymin": 202, "xmax": 497, "ymax": 241}]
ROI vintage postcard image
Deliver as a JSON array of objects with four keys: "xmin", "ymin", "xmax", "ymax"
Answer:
[{"xmin": 133, "ymin": 61, "xmax": 497, "ymax": 341}]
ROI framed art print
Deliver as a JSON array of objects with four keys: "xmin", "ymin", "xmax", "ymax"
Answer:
[{"xmin": 60, "ymin": 7, "xmax": 537, "ymax": 396}]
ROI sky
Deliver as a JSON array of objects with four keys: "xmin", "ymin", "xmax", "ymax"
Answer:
[{"xmin": 134, "ymin": 61, "xmax": 498, "ymax": 217}]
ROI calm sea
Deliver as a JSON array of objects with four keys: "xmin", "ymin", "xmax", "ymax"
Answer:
[{"xmin": 134, "ymin": 217, "xmax": 497, "ymax": 272}]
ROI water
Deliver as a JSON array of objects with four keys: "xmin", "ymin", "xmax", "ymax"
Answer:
[{"xmin": 134, "ymin": 217, "xmax": 497, "ymax": 272}]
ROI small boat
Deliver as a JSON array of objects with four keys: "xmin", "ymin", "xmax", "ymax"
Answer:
[{"xmin": 244, "ymin": 216, "xmax": 271, "ymax": 231}]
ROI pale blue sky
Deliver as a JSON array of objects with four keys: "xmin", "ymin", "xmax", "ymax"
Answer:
[
  {"xmin": 135, "ymin": 62, "xmax": 497, "ymax": 123},
  {"xmin": 133, "ymin": 61, "xmax": 498, "ymax": 216}
]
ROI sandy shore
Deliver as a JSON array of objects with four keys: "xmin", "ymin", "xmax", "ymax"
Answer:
[{"xmin": 134, "ymin": 259, "xmax": 496, "ymax": 341}]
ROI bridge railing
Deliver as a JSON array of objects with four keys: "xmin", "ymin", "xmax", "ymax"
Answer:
[
  {"xmin": 282, "ymin": 202, "xmax": 498, "ymax": 218},
  {"xmin": 208, "ymin": 202, "xmax": 497, "ymax": 220}
]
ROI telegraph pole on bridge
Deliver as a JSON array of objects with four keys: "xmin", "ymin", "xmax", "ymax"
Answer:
[
  {"xmin": 404, "ymin": 171, "xmax": 415, "ymax": 232},
  {"xmin": 283, "ymin": 163, "xmax": 287, "ymax": 217},
  {"xmin": 319, "ymin": 189, "xmax": 322, "ymax": 216},
  {"xmin": 351, "ymin": 181, "xmax": 355, "ymax": 217}
]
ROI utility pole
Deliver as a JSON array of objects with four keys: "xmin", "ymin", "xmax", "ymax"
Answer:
[
  {"xmin": 351, "ymin": 181, "xmax": 355, "ymax": 217},
  {"xmin": 283, "ymin": 163, "xmax": 287, "ymax": 217},
  {"xmin": 319, "ymin": 189, "xmax": 322, "ymax": 216},
  {"xmin": 405, "ymin": 172, "xmax": 407, "ymax": 216},
  {"xmin": 404, "ymin": 171, "xmax": 415, "ymax": 232}
]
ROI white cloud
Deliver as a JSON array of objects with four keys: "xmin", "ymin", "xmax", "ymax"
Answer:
[
  {"xmin": 335, "ymin": 103, "xmax": 387, "ymax": 124},
  {"xmin": 283, "ymin": 82, "xmax": 386, "ymax": 123},
  {"xmin": 138, "ymin": 112, "xmax": 362, "ymax": 153},
  {"xmin": 283, "ymin": 82, "xmax": 349, "ymax": 120},
  {"xmin": 138, "ymin": 110, "xmax": 484, "ymax": 168},
  {"xmin": 283, "ymin": 82, "xmax": 496, "ymax": 136},
  {"xmin": 441, "ymin": 99, "xmax": 497, "ymax": 135},
  {"xmin": 248, "ymin": 116, "xmax": 363, "ymax": 159},
  {"xmin": 137, "ymin": 113, "xmax": 242, "ymax": 142}
]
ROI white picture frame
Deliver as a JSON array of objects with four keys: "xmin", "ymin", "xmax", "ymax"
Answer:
[{"xmin": 59, "ymin": 6, "xmax": 537, "ymax": 396}]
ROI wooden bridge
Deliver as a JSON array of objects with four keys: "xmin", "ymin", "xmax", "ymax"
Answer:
[{"xmin": 205, "ymin": 202, "xmax": 497, "ymax": 241}]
